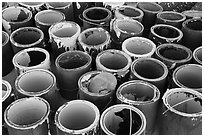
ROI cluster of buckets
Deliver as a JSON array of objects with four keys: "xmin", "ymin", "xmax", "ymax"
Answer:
[{"xmin": 2, "ymin": 2, "xmax": 202, "ymax": 135}]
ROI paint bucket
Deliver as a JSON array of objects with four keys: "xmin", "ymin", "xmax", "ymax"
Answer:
[
  {"xmin": 49, "ymin": 21, "xmax": 81, "ymax": 59},
  {"xmin": 81, "ymin": 7, "xmax": 112, "ymax": 30},
  {"xmin": 114, "ymin": 5, "xmax": 144, "ymax": 22},
  {"xmin": 100, "ymin": 104, "xmax": 146, "ymax": 135},
  {"xmin": 149, "ymin": 24, "xmax": 183, "ymax": 46},
  {"xmin": 96, "ymin": 49, "xmax": 132, "ymax": 85},
  {"xmin": 122, "ymin": 37, "xmax": 156, "ymax": 60},
  {"xmin": 103, "ymin": 2, "xmax": 125, "ymax": 11},
  {"xmin": 18, "ymin": 2, "xmax": 46, "ymax": 16},
  {"xmin": 160, "ymin": 88, "xmax": 202, "ymax": 135},
  {"xmin": 137, "ymin": 2, "xmax": 163, "ymax": 37},
  {"xmin": 12, "ymin": 47, "xmax": 50, "ymax": 76},
  {"xmin": 55, "ymin": 100, "xmax": 100, "ymax": 135},
  {"xmin": 116, "ymin": 80, "xmax": 160, "ymax": 134},
  {"xmin": 110, "ymin": 18, "xmax": 144, "ymax": 49},
  {"xmin": 14, "ymin": 69, "xmax": 63, "ymax": 111},
  {"xmin": 182, "ymin": 10, "xmax": 202, "ymax": 19},
  {"xmin": 193, "ymin": 46, "xmax": 202, "ymax": 65},
  {"xmin": 46, "ymin": 2, "xmax": 74, "ymax": 21},
  {"xmin": 172, "ymin": 64, "xmax": 202, "ymax": 93},
  {"xmin": 155, "ymin": 43, "xmax": 192, "ymax": 70},
  {"xmin": 77, "ymin": 27, "xmax": 111, "ymax": 66},
  {"xmin": 10, "ymin": 27, "xmax": 45, "ymax": 54},
  {"xmin": 156, "ymin": 11, "xmax": 186, "ymax": 29},
  {"xmin": 55, "ymin": 51, "xmax": 92, "ymax": 100},
  {"xmin": 78, "ymin": 71, "xmax": 117, "ymax": 112},
  {"xmin": 4, "ymin": 97, "xmax": 50, "ymax": 135},
  {"xmin": 2, "ymin": 31, "xmax": 14, "ymax": 76},
  {"xmin": 130, "ymin": 58, "xmax": 168, "ymax": 94},
  {"xmin": 181, "ymin": 18, "xmax": 202, "ymax": 51},
  {"xmin": 2, "ymin": 80, "xmax": 13, "ymax": 122},
  {"xmin": 2, "ymin": 6, "xmax": 33, "ymax": 34},
  {"xmin": 35, "ymin": 10, "xmax": 65, "ymax": 44}
]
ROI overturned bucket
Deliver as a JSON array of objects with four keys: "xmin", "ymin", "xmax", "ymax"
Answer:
[
  {"xmin": 122, "ymin": 37, "xmax": 156, "ymax": 60},
  {"xmin": 55, "ymin": 100, "xmax": 100, "ymax": 135},
  {"xmin": 4, "ymin": 97, "xmax": 50, "ymax": 135},
  {"xmin": 12, "ymin": 47, "xmax": 50, "ymax": 75},
  {"xmin": 116, "ymin": 80, "xmax": 160, "ymax": 134},
  {"xmin": 172, "ymin": 64, "xmax": 202, "ymax": 93},
  {"xmin": 193, "ymin": 46, "xmax": 202, "ymax": 65},
  {"xmin": 161, "ymin": 88, "xmax": 202, "ymax": 135},
  {"xmin": 100, "ymin": 104, "xmax": 146, "ymax": 135}
]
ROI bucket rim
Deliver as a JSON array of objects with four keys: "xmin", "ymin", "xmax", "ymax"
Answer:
[{"xmin": 2, "ymin": 80, "xmax": 12, "ymax": 102}]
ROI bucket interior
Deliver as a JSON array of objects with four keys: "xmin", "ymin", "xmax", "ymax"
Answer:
[
  {"xmin": 7, "ymin": 98, "xmax": 47, "ymax": 125},
  {"xmin": 153, "ymin": 25, "xmax": 180, "ymax": 38},
  {"xmin": 3, "ymin": 7, "xmax": 30, "ymax": 22},
  {"xmin": 13, "ymin": 29, "xmax": 41, "ymax": 45},
  {"xmin": 133, "ymin": 60, "xmax": 165, "ymax": 79},
  {"xmin": 166, "ymin": 91, "xmax": 202, "ymax": 114},
  {"xmin": 18, "ymin": 71, "xmax": 53, "ymax": 92},
  {"xmin": 100, "ymin": 52, "xmax": 128, "ymax": 70},
  {"xmin": 104, "ymin": 107, "xmax": 142, "ymax": 135},
  {"xmin": 159, "ymin": 45, "xmax": 189, "ymax": 60},
  {"xmin": 186, "ymin": 20, "xmax": 202, "ymax": 31},
  {"xmin": 15, "ymin": 50, "xmax": 46, "ymax": 67},
  {"xmin": 117, "ymin": 20, "xmax": 142, "ymax": 34},
  {"xmin": 21, "ymin": 2, "xmax": 43, "ymax": 6},
  {"xmin": 2, "ymin": 32, "xmax": 8, "ymax": 45},
  {"xmin": 120, "ymin": 83, "xmax": 154, "ymax": 101},
  {"xmin": 58, "ymin": 52, "xmax": 89, "ymax": 69},
  {"xmin": 81, "ymin": 29, "xmax": 107, "ymax": 46},
  {"xmin": 2, "ymin": 83, "xmax": 8, "ymax": 99},
  {"xmin": 175, "ymin": 65, "xmax": 202, "ymax": 89},
  {"xmin": 119, "ymin": 7, "xmax": 141, "ymax": 17},
  {"xmin": 58, "ymin": 102, "xmax": 96, "ymax": 130},
  {"xmin": 53, "ymin": 25, "xmax": 78, "ymax": 38},
  {"xmin": 195, "ymin": 48, "xmax": 202, "ymax": 62},
  {"xmin": 85, "ymin": 8, "xmax": 109, "ymax": 20},
  {"xmin": 160, "ymin": 12, "xmax": 184, "ymax": 20},
  {"xmin": 138, "ymin": 3, "xmax": 161, "ymax": 12},
  {"xmin": 37, "ymin": 11, "xmax": 64, "ymax": 24},
  {"xmin": 47, "ymin": 2, "xmax": 71, "ymax": 8},
  {"xmin": 126, "ymin": 39, "xmax": 153, "ymax": 55}
]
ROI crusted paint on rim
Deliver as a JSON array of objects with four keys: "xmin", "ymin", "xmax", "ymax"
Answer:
[
  {"xmin": 100, "ymin": 104, "xmax": 146, "ymax": 135},
  {"xmin": 55, "ymin": 100, "xmax": 100, "ymax": 134}
]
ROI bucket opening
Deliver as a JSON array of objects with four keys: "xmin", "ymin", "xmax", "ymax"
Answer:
[
  {"xmin": 134, "ymin": 60, "xmax": 164, "ymax": 79},
  {"xmin": 53, "ymin": 26, "xmax": 78, "ymax": 38},
  {"xmin": 195, "ymin": 49, "xmax": 202, "ymax": 62},
  {"xmin": 18, "ymin": 71, "xmax": 53, "ymax": 93},
  {"xmin": 159, "ymin": 45, "xmax": 189, "ymax": 60},
  {"xmin": 58, "ymin": 102, "xmax": 96, "ymax": 130},
  {"xmin": 58, "ymin": 52, "xmax": 89, "ymax": 69},
  {"xmin": 126, "ymin": 40, "xmax": 152, "ymax": 55},
  {"xmin": 37, "ymin": 11, "xmax": 64, "ymax": 25},
  {"xmin": 20, "ymin": 2, "xmax": 43, "ymax": 6},
  {"xmin": 81, "ymin": 29, "xmax": 107, "ymax": 46},
  {"xmin": 121, "ymin": 83, "xmax": 154, "ymax": 102},
  {"xmin": 13, "ymin": 28, "xmax": 41, "ymax": 45},
  {"xmin": 175, "ymin": 66, "xmax": 202, "ymax": 89},
  {"xmin": 153, "ymin": 25, "xmax": 180, "ymax": 38},
  {"xmin": 119, "ymin": 7, "xmax": 141, "ymax": 17},
  {"xmin": 2, "ymin": 32, "xmax": 8, "ymax": 45},
  {"xmin": 47, "ymin": 2, "xmax": 71, "ymax": 8},
  {"xmin": 7, "ymin": 98, "xmax": 47, "ymax": 126},
  {"xmin": 3, "ymin": 7, "xmax": 30, "ymax": 22},
  {"xmin": 104, "ymin": 108, "xmax": 142, "ymax": 135},
  {"xmin": 2, "ymin": 83, "xmax": 8, "ymax": 99},
  {"xmin": 166, "ymin": 92, "xmax": 202, "ymax": 114},
  {"xmin": 117, "ymin": 20, "xmax": 142, "ymax": 34},
  {"xmin": 85, "ymin": 8, "xmax": 109, "ymax": 20},
  {"xmin": 160, "ymin": 12, "xmax": 184, "ymax": 21},
  {"xmin": 100, "ymin": 52, "xmax": 128, "ymax": 70},
  {"xmin": 15, "ymin": 50, "xmax": 46, "ymax": 67},
  {"xmin": 186, "ymin": 19, "xmax": 202, "ymax": 31},
  {"xmin": 138, "ymin": 3, "xmax": 162, "ymax": 12}
]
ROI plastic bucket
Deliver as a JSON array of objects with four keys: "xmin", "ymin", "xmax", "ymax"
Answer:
[{"xmin": 193, "ymin": 46, "xmax": 202, "ymax": 65}]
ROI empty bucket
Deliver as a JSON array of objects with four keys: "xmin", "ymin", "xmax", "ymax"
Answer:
[
  {"xmin": 100, "ymin": 104, "xmax": 146, "ymax": 135},
  {"xmin": 55, "ymin": 100, "xmax": 100, "ymax": 135},
  {"xmin": 122, "ymin": 37, "xmax": 156, "ymax": 60},
  {"xmin": 161, "ymin": 88, "xmax": 202, "ymax": 134},
  {"xmin": 172, "ymin": 64, "xmax": 202, "ymax": 93},
  {"xmin": 193, "ymin": 46, "xmax": 202, "ymax": 65},
  {"xmin": 4, "ymin": 97, "xmax": 50, "ymax": 135},
  {"xmin": 12, "ymin": 47, "xmax": 50, "ymax": 75}
]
